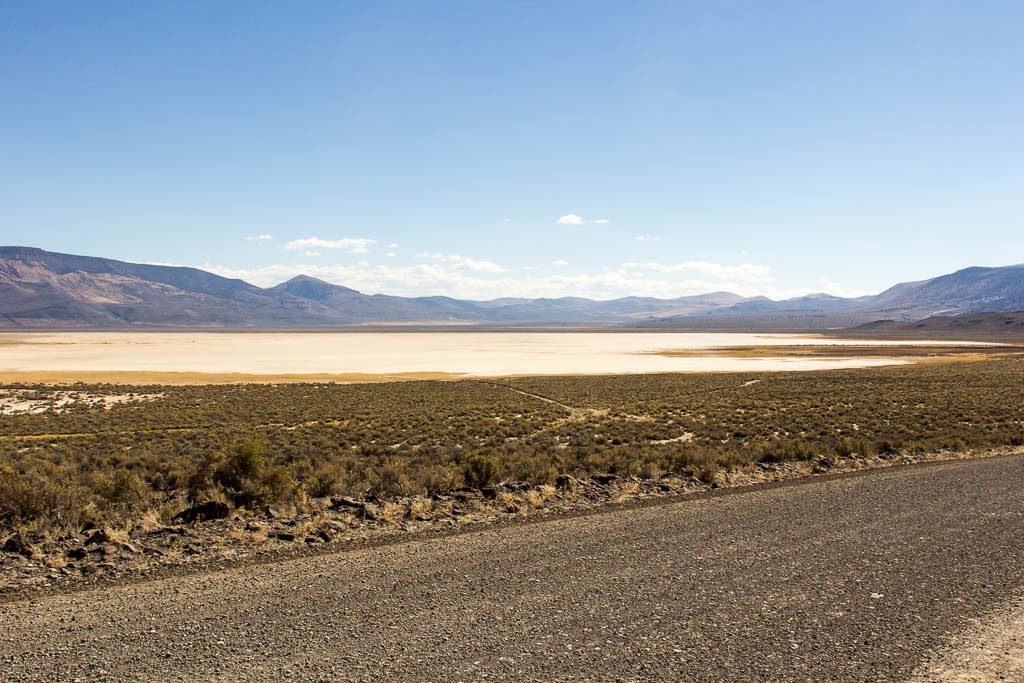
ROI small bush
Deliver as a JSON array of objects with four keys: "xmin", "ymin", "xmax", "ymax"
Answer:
[{"xmin": 462, "ymin": 455, "xmax": 498, "ymax": 488}]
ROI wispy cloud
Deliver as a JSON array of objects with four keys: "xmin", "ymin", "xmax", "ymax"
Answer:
[
  {"xmin": 634, "ymin": 234, "xmax": 658, "ymax": 241},
  {"xmin": 245, "ymin": 234, "xmax": 273, "ymax": 241},
  {"xmin": 200, "ymin": 256, "xmax": 861, "ymax": 302},
  {"xmin": 285, "ymin": 237, "xmax": 375, "ymax": 253},
  {"xmin": 556, "ymin": 214, "xmax": 584, "ymax": 225},
  {"xmin": 551, "ymin": 259, "xmax": 569, "ymax": 267},
  {"xmin": 595, "ymin": 218, "xmax": 609, "ymax": 225},
  {"xmin": 416, "ymin": 252, "xmax": 506, "ymax": 273},
  {"xmin": 622, "ymin": 261, "xmax": 773, "ymax": 283}
]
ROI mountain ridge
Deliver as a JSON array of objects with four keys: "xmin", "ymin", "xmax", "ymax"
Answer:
[{"xmin": 1, "ymin": 247, "xmax": 1022, "ymax": 329}]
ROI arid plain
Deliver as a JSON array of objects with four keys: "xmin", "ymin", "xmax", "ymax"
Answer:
[{"xmin": 0, "ymin": 331, "xmax": 1000, "ymax": 384}]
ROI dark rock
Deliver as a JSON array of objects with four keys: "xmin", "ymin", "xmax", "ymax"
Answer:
[
  {"xmin": 481, "ymin": 486, "xmax": 498, "ymax": 500},
  {"xmin": 358, "ymin": 503, "xmax": 382, "ymax": 521},
  {"xmin": 591, "ymin": 473, "xmax": 618, "ymax": 486},
  {"xmin": 172, "ymin": 501, "xmax": 231, "ymax": 524},
  {"xmin": 84, "ymin": 528, "xmax": 114, "ymax": 545},
  {"xmin": 272, "ymin": 531, "xmax": 296, "ymax": 542},
  {"xmin": 2, "ymin": 534, "xmax": 38, "ymax": 559},
  {"xmin": 555, "ymin": 474, "xmax": 577, "ymax": 491},
  {"xmin": 817, "ymin": 457, "xmax": 836, "ymax": 469},
  {"xmin": 331, "ymin": 496, "xmax": 383, "ymax": 520},
  {"xmin": 330, "ymin": 496, "xmax": 364, "ymax": 510},
  {"xmin": 66, "ymin": 547, "xmax": 88, "ymax": 560}
]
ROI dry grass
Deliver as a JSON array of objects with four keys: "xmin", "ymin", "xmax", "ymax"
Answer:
[{"xmin": 1, "ymin": 356, "xmax": 1023, "ymax": 534}]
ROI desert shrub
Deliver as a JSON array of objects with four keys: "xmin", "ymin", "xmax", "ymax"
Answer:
[
  {"xmin": 876, "ymin": 438, "xmax": 904, "ymax": 455},
  {"xmin": 372, "ymin": 463, "xmax": 415, "ymax": 497},
  {"xmin": 3, "ymin": 355, "xmax": 1023, "ymax": 533},
  {"xmin": 95, "ymin": 468, "xmax": 153, "ymax": 514},
  {"xmin": 462, "ymin": 455, "xmax": 498, "ymax": 488},
  {"xmin": 0, "ymin": 466, "xmax": 88, "ymax": 531},
  {"xmin": 834, "ymin": 437, "xmax": 873, "ymax": 459},
  {"xmin": 187, "ymin": 438, "xmax": 294, "ymax": 508}
]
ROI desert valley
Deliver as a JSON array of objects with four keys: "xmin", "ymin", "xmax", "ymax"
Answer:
[{"xmin": 4, "ymin": 3, "xmax": 1024, "ymax": 680}]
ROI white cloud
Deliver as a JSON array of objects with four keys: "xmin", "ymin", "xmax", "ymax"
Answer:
[
  {"xmin": 245, "ymin": 234, "xmax": 273, "ymax": 241},
  {"xmin": 634, "ymin": 234, "xmax": 659, "ymax": 241},
  {"xmin": 199, "ymin": 256, "xmax": 860, "ymax": 302},
  {"xmin": 386, "ymin": 252, "xmax": 397, "ymax": 258},
  {"xmin": 595, "ymin": 218, "xmax": 609, "ymax": 224},
  {"xmin": 388, "ymin": 243, "xmax": 399, "ymax": 249},
  {"xmin": 629, "ymin": 261, "xmax": 773, "ymax": 283},
  {"xmin": 813, "ymin": 277, "xmax": 872, "ymax": 298},
  {"xmin": 556, "ymin": 214, "xmax": 584, "ymax": 225},
  {"xmin": 417, "ymin": 252, "xmax": 506, "ymax": 273},
  {"xmin": 304, "ymin": 251, "xmax": 321, "ymax": 257},
  {"xmin": 285, "ymin": 237, "xmax": 376, "ymax": 253},
  {"xmin": 551, "ymin": 259, "xmax": 569, "ymax": 267}
]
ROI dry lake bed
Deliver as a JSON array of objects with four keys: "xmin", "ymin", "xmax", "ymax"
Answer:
[{"xmin": 0, "ymin": 331, "xmax": 998, "ymax": 384}]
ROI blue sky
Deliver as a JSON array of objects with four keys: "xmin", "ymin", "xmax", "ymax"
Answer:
[{"xmin": 2, "ymin": 1, "xmax": 1021, "ymax": 300}]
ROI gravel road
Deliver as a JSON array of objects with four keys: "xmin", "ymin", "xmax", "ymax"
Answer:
[{"xmin": 3, "ymin": 455, "xmax": 1024, "ymax": 682}]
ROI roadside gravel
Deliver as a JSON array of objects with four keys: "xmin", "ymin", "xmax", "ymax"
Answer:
[{"xmin": 3, "ymin": 454, "xmax": 1024, "ymax": 681}]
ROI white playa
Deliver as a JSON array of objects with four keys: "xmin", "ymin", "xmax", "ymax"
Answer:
[{"xmin": 0, "ymin": 332, "xmax": 987, "ymax": 381}]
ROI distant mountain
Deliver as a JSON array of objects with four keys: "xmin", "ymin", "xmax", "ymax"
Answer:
[
  {"xmin": 866, "ymin": 265, "xmax": 1024, "ymax": 318},
  {"xmin": 0, "ymin": 247, "xmax": 759, "ymax": 328},
  {"xmin": 845, "ymin": 311, "xmax": 1024, "ymax": 338},
  {"xmin": 0, "ymin": 246, "xmax": 1022, "ymax": 329},
  {"xmin": 0, "ymin": 246, "xmax": 329, "ymax": 328},
  {"xmin": 642, "ymin": 264, "xmax": 1024, "ymax": 329}
]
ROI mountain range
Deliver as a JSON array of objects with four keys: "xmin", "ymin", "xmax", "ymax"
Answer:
[{"xmin": 0, "ymin": 246, "xmax": 1022, "ymax": 329}]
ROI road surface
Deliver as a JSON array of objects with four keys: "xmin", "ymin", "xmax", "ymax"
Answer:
[{"xmin": 3, "ymin": 455, "xmax": 1024, "ymax": 681}]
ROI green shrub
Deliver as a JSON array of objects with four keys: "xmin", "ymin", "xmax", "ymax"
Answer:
[{"xmin": 462, "ymin": 455, "xmax": 498, "ymax": 488}]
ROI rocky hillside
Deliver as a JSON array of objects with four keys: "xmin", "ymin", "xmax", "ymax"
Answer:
[{"xmin": 845, "ymin": 311, "xmax": 1024, "ymax": 339}]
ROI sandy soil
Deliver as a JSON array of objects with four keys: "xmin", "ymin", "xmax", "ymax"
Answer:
[
  {"xmin": 0, "ymin": 389, "xmax": 162, "ymax": 414},
  {"xmin": 0, "ymin": 331, "xmax": 991, "ymax": 384},
  {"xmin": 912, "ymin": 596, "xmax": 1024, "ymax": 682}
]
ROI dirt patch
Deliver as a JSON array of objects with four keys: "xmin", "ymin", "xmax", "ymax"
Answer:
[
  {"xmin": 911, "ymin": 595, "xmax": 1024, "ymax": 682},
  {"xmin": 0, "ymin": 389, "xmax": 163, "ymax": 414}
]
